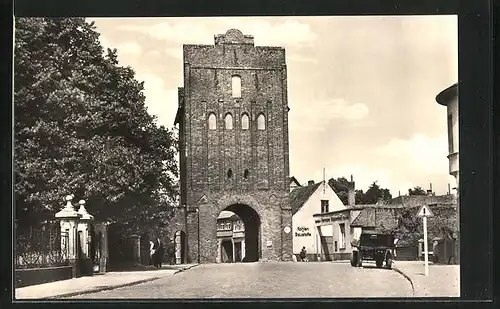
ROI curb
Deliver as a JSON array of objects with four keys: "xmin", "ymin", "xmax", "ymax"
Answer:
[
  {"xmin": 393, "ymin": 267, "xmax": 415, "ymax": 297},
  {"xmin": 42, "ymin": 265, "xmax": 199, "ymax": 299}
]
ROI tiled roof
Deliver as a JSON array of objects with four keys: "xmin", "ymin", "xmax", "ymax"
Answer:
[
  {"xmin": 288, "ymin": 182, "xmax": 322, "ymax": 215},
  {"xmin": 350, "ymin": 207, "xmax": 399, "ymax": 230},
  {"xmin": 289, "ymin": 176, "xmax": 302, "ymax": 187}
]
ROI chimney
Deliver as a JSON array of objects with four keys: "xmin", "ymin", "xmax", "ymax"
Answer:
[
  {"xmin": 347, "ymin": 174, "xmax": 355, "ymax": 206},
  {"xmin": 308, "ymin": 180, "xmax": 314, "ymax": 186}
]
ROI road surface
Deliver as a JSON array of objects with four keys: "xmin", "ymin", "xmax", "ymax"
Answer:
[{"xmin": 68, "ymin": 262, "xmax": 412, "ymax": 299}]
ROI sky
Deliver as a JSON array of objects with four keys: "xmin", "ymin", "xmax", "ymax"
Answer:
[{"xmin": 88, "ymin": 16, "xmax": 458, "ymax": 197}]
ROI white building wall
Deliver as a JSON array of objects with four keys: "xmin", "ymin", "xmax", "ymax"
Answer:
[
  {"xmin": 448, "ymin": 97, "xmax": 459, "ymax": 191},
  {"xmin": 292, "ymin": 182, "xmax": 346, "ymax": 255}
]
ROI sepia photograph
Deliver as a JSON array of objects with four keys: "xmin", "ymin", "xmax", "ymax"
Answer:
[{"xmin": 14, "ymin": 16, "xmax": 460, "ymax": 299}]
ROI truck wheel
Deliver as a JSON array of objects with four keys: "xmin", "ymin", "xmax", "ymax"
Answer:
[
  {"xmin": 386, "ymin": 257, "xmax": 393, "ymax": 269},
  {"xmin": 350, "ymin": 258, "xmax": 357, "ymax": 267}
]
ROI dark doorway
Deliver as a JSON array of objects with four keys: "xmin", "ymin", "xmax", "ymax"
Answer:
[
  {"xmin": 234, "ymin": 242, "xmax": 242, "ymax": 262},
  {"xmin": 320, "ymin": 236, "xmax": 333, "ymax": 261},
  {"xmin": 220, "ymin": 204, "xmax": 261, "ymax": 262},
  {"xmin": 221, "ymin": 240, "xmax": 233, "ymax": 262}
]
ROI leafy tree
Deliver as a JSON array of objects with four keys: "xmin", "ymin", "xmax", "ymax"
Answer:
[
  {"xmin": 363, "ymin": 181, "xmax": 392, "ymax": 204},
  {"xmin": 328, "ymin": 177, "xmax": 349, "ymax": 205},
  {"xmin": 392, "ymin": 206, "xmax": 458, "ymax": 245},
  {"xmin": 355, "ymin": 189, "xmax": 367, "ymax": 205},
  {"xmin": 14, "ymin": 17, "xmax": 178, "ymax": 233},
  {"xmin": 408, "ymin": 186, "xmax": 427, "ymax": 196}
]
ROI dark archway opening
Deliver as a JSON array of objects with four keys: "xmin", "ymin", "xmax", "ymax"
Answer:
[{"xmin": 218, "ymin": 204, "xmax": 261, "ymax": 263}]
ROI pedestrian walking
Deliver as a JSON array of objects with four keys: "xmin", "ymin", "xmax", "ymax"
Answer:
[{"xmin": 300, "ymin": 246, "xmax": 307, "ymax": 262}]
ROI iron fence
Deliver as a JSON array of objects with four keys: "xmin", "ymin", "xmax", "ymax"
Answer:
[{"xmin": 15, "ymin": 221, "xmax": 69, "ymax": 269}]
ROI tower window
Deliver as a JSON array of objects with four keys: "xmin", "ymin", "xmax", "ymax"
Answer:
[
  {"xmin": 244, "ymin": 169, "xmax": 249, "ymax": 179},
  {"xmin": 257, "ymin": 113, "xmax": 266, "ymax": 130},
  {"xmin": 225, "ymin": 113, "xmax": 233, "ymax": 130},
  {"xmin": 232, "ymin": 75, "xmax": 241, "ymax": 98},
  {"xmin": 241, "ymin": 113, "xmax": 249, "ymax": 130},
  {"xmin": 208, "ymin": 113, "xmax": 217, "ymax": 130},
  {"xmin": 227, "ymin": 169, "xmax": 233, "ymax": 179}
]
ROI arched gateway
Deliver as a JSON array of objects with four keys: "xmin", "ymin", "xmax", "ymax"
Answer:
[{"xmin": 173, "ymin": 29, "xmax": 293, "ymax": 263}]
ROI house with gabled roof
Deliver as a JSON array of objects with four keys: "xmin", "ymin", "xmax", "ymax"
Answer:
[{"xmin": 289, "ymin": 179, "xmax": 346, "ymax": 260}]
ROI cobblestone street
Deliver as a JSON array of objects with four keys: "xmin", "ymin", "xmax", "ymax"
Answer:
[{"xmin": 67, "ymin": 262, "xmax": 412, "ymax": 299}]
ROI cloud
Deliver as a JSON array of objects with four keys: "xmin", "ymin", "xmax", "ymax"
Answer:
[
  {"xmin": 165, "ymin": 47, "xmax": 182, "ymax": 59},
  {"xmin": 117, "ymin": 18, "xmax": 318, "ymax": 48},
  {"xmin": 288, "ymin": 54, "xmax": 317, "ymax": 64},
  {"xmin": 98, "ymin": 36, "xmax": 143, "ymax": 59},
  {"xmin": 117, "ymin": 42, "xmax": 143, "ymax": 55},
  {"xmin": 290, "ymin": 98, "xmax": 369, "ymax": 132},
  {"xmin": 371, "ymin": 133, "xmax": 449, "ymax": 175},
  {"xmin": 135, "ymin": 72, "xmax": 178, "ymax": 127}
]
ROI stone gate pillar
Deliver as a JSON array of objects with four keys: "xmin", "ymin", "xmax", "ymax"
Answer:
[
  {"xmin": 55, "ymin": 195, "xmax": 81, "ymax": 278},
  {"xmin": 76, "ymin": 200, "xmax": 94, "ymax": 276},
  {"xmin": 93, "ymin": 222, "xmax": 109, "ymax": 273}
]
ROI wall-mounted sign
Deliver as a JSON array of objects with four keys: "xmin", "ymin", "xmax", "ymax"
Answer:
[
  {"xmin": 284, "ymin": 226, "xmax": 291, "ymax": 234},
  {"xmin": 295, "ymin": 226, "xmax": 312, "ymax": 237}
]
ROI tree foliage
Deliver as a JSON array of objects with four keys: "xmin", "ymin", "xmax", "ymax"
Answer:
[
  {"xmin": 408, "ymin": 186, "xmax": 427, "ymax": 196},
  {"xmin": 327, "ymin": 177, "xmax": 349, "ymax": 205},
  {"xmin": 392, "ymin": 206, "xmax": 458, "ymax": 245},
  {"xmin": 14, "ymin": 17, "xmax": 178, "ymax": 232},
  {"xmin": 328, "ymin": 178, "xmax": 392, "ymax": 205}
]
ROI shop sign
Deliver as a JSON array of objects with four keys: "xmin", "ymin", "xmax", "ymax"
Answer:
[{"xmin": 295, "ymin": 226, "xmax": 312, "ymax": 237}]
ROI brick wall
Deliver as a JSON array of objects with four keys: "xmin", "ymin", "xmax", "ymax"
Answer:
[{"xmin": 176, "ymin": 29, "xmax": 292, "ymax": 263}]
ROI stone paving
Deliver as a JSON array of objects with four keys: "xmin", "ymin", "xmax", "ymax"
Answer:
[
  {"xmin": 15, "ymin": 264, "xmax": 197, "ymax": 300},
  {"xmin": 66, "ymin": 262, "xmax": 413, "ymax": 299},
  {"xmin": 393, "ymin": 261, "xmax": 460, "ymax": 297}
]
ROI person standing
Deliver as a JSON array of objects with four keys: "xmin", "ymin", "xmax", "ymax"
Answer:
[
  {"xmin": 154, "ymin": 238, "xmax": 164, "ymax": 268},
  {"xmin": 300, "ymin": 247, "xmax": 307, "ymax": 262},
  {"xmin": 149, "ymin": 239, "xmax": 156, "ymax": 266}
]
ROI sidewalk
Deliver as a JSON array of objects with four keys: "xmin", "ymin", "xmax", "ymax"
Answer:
[
  {"xmin": 15, "ymin": 264, "xmax": 198, "ymax": 300},
  {"xmin": 393, "ymin": 261, "xmax": 460, "ymax": 297}
]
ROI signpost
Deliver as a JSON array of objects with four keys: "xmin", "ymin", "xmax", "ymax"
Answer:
[{"xmin": 417, "ymin": 205, "xmax": 434, "ymax": 276}]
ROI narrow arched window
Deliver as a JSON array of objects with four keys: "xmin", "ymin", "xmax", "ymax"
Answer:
[
  {"xmin": 225, "ymin": 113, "xmax": 233, "ymax": 130},
  {"xmin": 208, "ymin": 113, "xmax": 217, "ymax": 130},
  {"xmin": 244, "ymin": 169, "xmax": 249, "ymax": 179},
  {"xmin": 241, "ymin": 113, "xmax": 249, "ymax": 130},
  {"xmin": 227, "ymin": 169, "xmax": 233, "ymax": 179},
  {"xmin": 257, "ymin": 113, "xmax": 266, "ymax": 130},
  {"xmin": 232, "ymin": 75, "xmax": 241, "ymax": 98}
]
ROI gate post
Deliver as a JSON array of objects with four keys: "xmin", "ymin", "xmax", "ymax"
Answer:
[
  {"xmin": 55, "ymin": 195, "xmax": 81, "ymax": 278},
  {"xmin": 76, "ymin": 200, "xmax": 94, "ymax": 276},
  {"xmin": 94, "ymin": 222, "xmax": 109, "ymax": 273}
]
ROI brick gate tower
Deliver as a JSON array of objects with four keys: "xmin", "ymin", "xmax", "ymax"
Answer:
[{"xmin": 173, "ymin": 29, "xmax": 293, "ymax": 263}]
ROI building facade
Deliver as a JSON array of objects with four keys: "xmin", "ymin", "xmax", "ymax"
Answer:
[
  {"xmin": 436, "ymin": 83, "xmax": 459, "ymax": 191},
  {"xmin": 174, "ymin": 29, "xmax": 292, "ymax": 263},
  {"xmin": 435, "ymin": 82, "xmax": 459, "ymax": 264},
  {"xmin": 289, "ymin": 180, "xmax": 349, "ymax": 261},
  {"xmin": 216, "ymin": 211, "xmax": 246, "ymax": 263}
]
